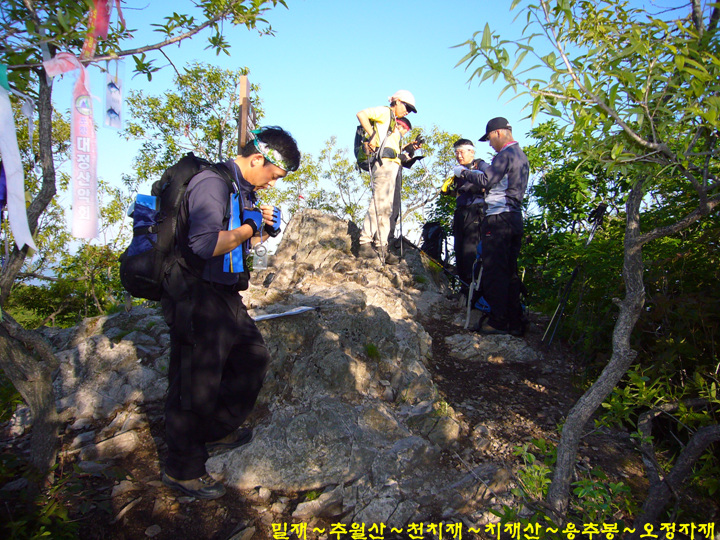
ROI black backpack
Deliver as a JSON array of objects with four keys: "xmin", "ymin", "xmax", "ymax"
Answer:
[
  {"xmin": 353, "ymin": 125, "xmax": 374, "ymax": 171},
  {"xmin": 353, "ymin": 109, "xmax": 396, "ymax": 171},
  {"xmin": 119, "ymin": 153, "xmax": 234, "ymax": 301},
  {"xmin": 419, "ymin": 221, "xmax": 447, "ymax": 263}
]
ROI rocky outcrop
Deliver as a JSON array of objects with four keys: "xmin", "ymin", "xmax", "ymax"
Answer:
[{"xmin": 16, "ymin": 209, "xmax": 543, "ymax": 528}]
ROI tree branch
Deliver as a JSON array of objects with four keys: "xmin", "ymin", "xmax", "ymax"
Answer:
[
  {"xmin": 709, "ymin": 5, "xmax": 720, "ymax": 33},
  {"xmin": 10, "ymin": 8, "xmax": 228, "ymax": 71},
  {"xmin": 635, "ymin": 192, "xmax": 720, "ymax": 246},
  {"xmin": 636, "ymin": 398, "xmax": 712, "ymax": 488},
  {"xmin": 538, "ymin": 0, "xmax": 675, "ymax": 160},
  {"xmin": 691, "ymin": 0, "xmax": 705, "ymax": 35},
  {"xmin": 630, "ymin": 422, "xmax": 720, "ymax": 538}
]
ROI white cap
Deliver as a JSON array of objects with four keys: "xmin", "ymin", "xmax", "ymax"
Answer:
[{"xmin": 389, "ymin": 90, "xmax": 417, "ymax": 112}]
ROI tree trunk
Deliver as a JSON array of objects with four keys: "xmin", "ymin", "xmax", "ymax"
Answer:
[
  {"xmin": 0, "ymin": 69, "xmax": 57, "ymax": 304},
  {"xmin": 0, "ymin": 313, "xmax": 61, "ymax": 475},
  {"xmin": 546, "ymin": 179, "xmax": 647, "ymax": 518}
]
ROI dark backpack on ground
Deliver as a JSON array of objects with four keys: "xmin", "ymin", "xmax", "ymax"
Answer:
[
  {"xmin": 420, "ymin": 221, "xmax": 447, "ymax": 262},
  {"xmin": 119, "ymin": 153, "xmax": 234, "ymax": 301}
]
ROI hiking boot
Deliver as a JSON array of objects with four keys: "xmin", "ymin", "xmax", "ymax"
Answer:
[
  {"xmin": 509, "ymin": 326, "xmax": 525, "ymax": 337},
  {"xmin": 162, "ymin": 473, "xmax": 226, "ymax": 499},
  {"xmin": 384, "ymin": 251, "xmax": 400, "ymax": 265},
  {"xmin": 358, "ymin": 244, "xmax": 376, "ymax": 259},
  {"xmin": 477, "ymin": 321, "xmax": 509, "ymax": 335},
  {"xmin": 206, "ymin": 427, "xmax": 253, "ymax": 453}
]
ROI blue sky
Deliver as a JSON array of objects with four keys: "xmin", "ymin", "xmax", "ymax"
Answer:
[{"xmin": 49, "ymin": 0, "xmax": 541, "ymax": 197}]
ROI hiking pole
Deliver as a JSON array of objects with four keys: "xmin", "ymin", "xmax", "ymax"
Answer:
[
  {"xmin": 542, "ymin": 203, "xmax": 608, "ymax": 346},
  {"xmin": 367, "ymin": 155, "xmax": 386, "ymax": 268},
  {"xmin": 398, "ymin": 168, "xmax": 403, "ymax": 258},
  {"xmin": 369, "ymin": 122, "xmax": 394, "ymax": 267}
]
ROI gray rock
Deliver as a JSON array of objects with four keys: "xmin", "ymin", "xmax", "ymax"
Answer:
[
  {"xmin": 145, "ymin": 524, "xmax": 162, "ymax": 537},
  {"xmin": 79, "ymin": 430, "xmax": 140, "ymax": 461},
  {"xmin": 46, "ymin": 209, "xmax": 541, "ymax": 526},
  {"xmin": 7, "ymin": 405, "xmax": 32, "ymax": 436},
  {"xmin": 292, "ymin": 485, "xmax": 344, "ymax": 519}
]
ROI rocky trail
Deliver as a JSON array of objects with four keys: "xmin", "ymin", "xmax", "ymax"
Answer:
[{"xmin": 1, "ymin": 210, "xmax": 651, "ymax": 540}]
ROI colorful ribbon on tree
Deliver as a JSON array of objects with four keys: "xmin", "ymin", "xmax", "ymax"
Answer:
[
  {"xmin": 81, "ymin": 0, "xmax": 126, "ymax": 59},
  {"xmin": 0, "ymin": 84, "xmax": 38, "ymax": 252},
  {"xmin": 43, "ymin": 52, "xmax": 99, "ymax": 239}
]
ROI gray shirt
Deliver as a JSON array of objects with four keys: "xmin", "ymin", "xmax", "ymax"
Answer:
[{"xmin": 458, "ymin": 143, "xmax": 529, "ymax": 216}]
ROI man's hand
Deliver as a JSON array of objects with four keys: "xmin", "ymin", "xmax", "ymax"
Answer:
[
  {"xmin": 261, "ymin": 205, "xmax": 282, "ymax": 237},
  {"xmin": 363, "ymin": 141, "xmax": 376, "ymax": 155},
  {"xmin": 453, "ymin": 165, "xmax": 467, "ymax": 177},
  {"xmin": 242, "ymin": 208, "xmax": 264, "ymax": 235}
]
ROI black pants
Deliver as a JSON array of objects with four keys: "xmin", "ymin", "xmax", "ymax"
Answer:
[
  {"xmin": 160, "ymin": 269, "xmax": 270, "ymax": 480},
  {"xmin": 453, "ymin": 204, "xmax": 484, "ymax": 290},
  {"xmin": 480, "ymin": 212, "xmax": 523, "ymax": 331}
]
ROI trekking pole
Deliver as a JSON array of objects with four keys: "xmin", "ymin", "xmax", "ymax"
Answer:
[
  {"xmin": 398, "ymin": 169, "xmax": 403, "ymax": 258},
  {"xmin": 367, "ymin": 154, "xmax": 386, "ymax": 268},
  {"xmin": 542, "ymin": 203, "xmax": 608, "ymax": 346}
]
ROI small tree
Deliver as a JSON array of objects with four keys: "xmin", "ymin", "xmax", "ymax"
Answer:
[
  {"xmin": 457, "ymin": 0, "xmax": 720, "ymax": 525},
  {"xmin": 123, "ymin": 61, "xmax": 265, "ymax": 185}
]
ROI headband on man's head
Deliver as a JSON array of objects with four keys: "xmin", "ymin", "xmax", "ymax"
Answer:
[
  {"xmin": 455, "ymin": 144, "xmax": 475, "ymax": 153},
  {"xmin": 250, "ymin": 128, "xmax": 292, "ymax": 172}
]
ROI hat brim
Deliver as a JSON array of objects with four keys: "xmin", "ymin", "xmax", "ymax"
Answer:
[{"xmin": 479, "ymin": 133, "xmax": 490, "ymax": 142}]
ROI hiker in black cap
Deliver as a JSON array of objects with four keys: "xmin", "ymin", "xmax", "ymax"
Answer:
[
  {"xmin": 453, "ymin": 117, "xmax": 529, "ymax": 336},
  {"xmin": 160, "ymin": 127, "xmax": 300, "ymax": 499},
  {"xmin": 443, "ymin": 138, "xmax": 487, "ymax": 300}
]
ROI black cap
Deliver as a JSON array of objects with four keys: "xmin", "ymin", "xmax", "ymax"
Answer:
[{"xmin": 479, "ymin": 117, "xmax": 512, "ymax": 141}]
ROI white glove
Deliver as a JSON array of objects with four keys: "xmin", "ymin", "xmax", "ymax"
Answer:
[{"xmin": 453, "ymin": 165, "xmax": 467, "ymax": 177}]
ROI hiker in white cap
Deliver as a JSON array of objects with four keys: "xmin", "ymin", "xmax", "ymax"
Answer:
[{"xmin": 356, "ymin": 90, "xmax": 417, "ymax": 264}]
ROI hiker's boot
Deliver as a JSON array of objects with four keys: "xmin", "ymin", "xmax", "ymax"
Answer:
[
  {"xmin": 384, "ymin": 251, "xmax": 400, "ymax": 265},
  {"xmin": 162, "ymin": 473, "xmax": 226, "ymax": 499},
  {"xmin": 206, "ymin": 427, "xmax": 253, "ymax": 453},
  {"xmin": 358, "ymin": 244, "xmax": 376, "ymax": 259},
  {"xmin": 477, "ymin": 321, "xmax": 509, "ymax": 335}
]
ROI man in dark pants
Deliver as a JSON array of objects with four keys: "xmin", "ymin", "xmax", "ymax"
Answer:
[
  {"xmin": 453, "ymin": 118, "xmax": 528, "ymax": 336},
  {"xmin": 446, "ymin": 138, "xmax": 486, "ymax": 300},
  {"xmin": 161, "ymin": 127, "xmax": 300, "ymax": 499}
]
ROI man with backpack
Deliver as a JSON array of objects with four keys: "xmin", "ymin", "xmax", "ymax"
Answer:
[
  {"xmin": 160, "ymin": 126, "xmax": 300, "ymax": 499},
  {"xmin": 355, "ymin": 90, "xmax": 417, "ymax": 264},
  {"xmin": 453, "ymin": 118, "xmax": 529, "ymax": 336}
]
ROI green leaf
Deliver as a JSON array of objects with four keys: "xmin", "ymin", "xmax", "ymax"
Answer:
[{"xmin": 481, "ymin": 23, "xmax": 492, "ymax": 50}]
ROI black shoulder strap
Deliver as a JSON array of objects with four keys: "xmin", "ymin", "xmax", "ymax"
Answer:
[{"xmin": 213, "ymin": 162, "xmax": 237, "ymax": 194}]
